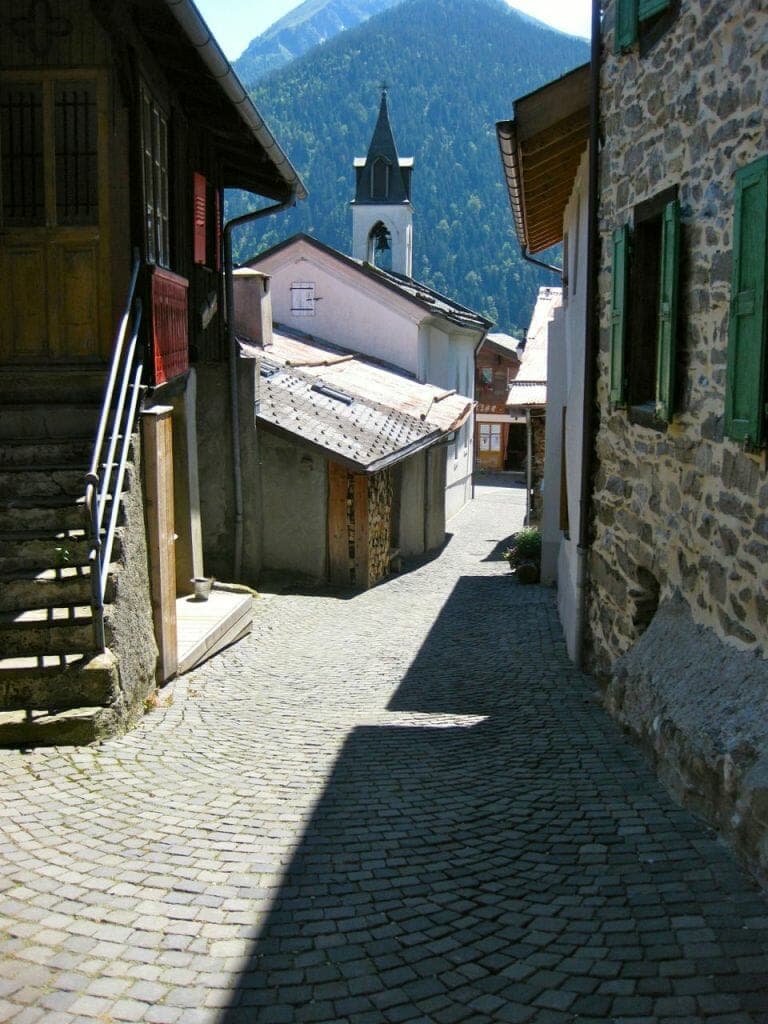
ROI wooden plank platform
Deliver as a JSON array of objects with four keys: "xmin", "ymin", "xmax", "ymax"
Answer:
[{"xmin": 176, "ymin": 589, "xmax": 253, "ymax": 675}]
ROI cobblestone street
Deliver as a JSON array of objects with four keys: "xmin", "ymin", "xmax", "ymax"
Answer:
[{"xmin": 1, "ymin": 476, "xmax": 768, "ymax": 1024}]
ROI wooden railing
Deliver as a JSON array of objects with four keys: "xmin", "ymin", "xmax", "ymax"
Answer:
[{"xmin": 150, "ymin": 266, "xmax": 189, "ymax": 385}]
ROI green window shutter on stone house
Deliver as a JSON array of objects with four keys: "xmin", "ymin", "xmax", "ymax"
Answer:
[
  {"xmin": 615, "ymin": 0, "xmax": 638, "ymax": 52},
  {"xmin": 615, "ymin": 0, "xmax": 671, "ymax": 52},
  {"xmin": 655, "ymin": 199, "xmax": 680, "ymax": 422},
  {"xmin": 610, "ymin": 225, "xmax": 630, "ymax": 404},
  {"xmin": 725, "ymin": 156, "xmax": 768, "ymax": 447},
  {"xmin": 638, "ymin": 0, "xmax": 670, "ymax": 18}
]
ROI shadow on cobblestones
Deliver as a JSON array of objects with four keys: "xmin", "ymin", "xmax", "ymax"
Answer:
[{"xmin": 219, "ymin": 576, "xmax": 768, "ymax": 1024}]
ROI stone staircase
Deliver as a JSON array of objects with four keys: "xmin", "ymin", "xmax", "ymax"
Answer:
[{"xmin": 0, "ymin": 369, "xmax": 126, "ymax": 746}]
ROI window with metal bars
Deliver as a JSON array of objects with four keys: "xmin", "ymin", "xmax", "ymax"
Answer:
[{"xmin": 0, "ymin": 83, "xmax": 45, "ymax": 226}]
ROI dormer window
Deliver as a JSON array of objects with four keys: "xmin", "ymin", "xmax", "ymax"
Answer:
[{"xmin": 371, "ymin": 156, "xmax": 390, "ymax": 199}]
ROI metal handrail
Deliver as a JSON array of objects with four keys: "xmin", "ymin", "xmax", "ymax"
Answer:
[{"xmin": 84, "ymin": 250, "xmax": 144, "ymax": 651}]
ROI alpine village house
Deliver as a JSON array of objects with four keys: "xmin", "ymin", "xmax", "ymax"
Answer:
[
  {"xmin": 0, "ymin": 0, "xmax": 305, "ymax": 744},
  {"xmin": 238, "ymin": 91, "xmax": 488, "ymax": 588},
  {"xmin": 498, "ymin": 0, "xmax": 768, "ymax": 879}
]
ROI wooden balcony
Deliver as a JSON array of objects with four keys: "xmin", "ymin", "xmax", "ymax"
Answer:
[{"xmin": 150, "ymin": 266, "xmax": 189, "ymax": 385}]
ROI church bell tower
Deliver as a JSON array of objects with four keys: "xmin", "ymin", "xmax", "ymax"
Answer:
[{"xmin": 351, "ymin": 90, "xmax": 414, "ymax": 277}]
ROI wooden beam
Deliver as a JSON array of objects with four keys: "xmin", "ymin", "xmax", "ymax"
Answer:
[
  {"xmin": 142, "ymin": 406, "xmax": 177, "ymax": 682},
  {"xmin": 328, "ymin": 461, "xmax": 350, "ymax": 586}
]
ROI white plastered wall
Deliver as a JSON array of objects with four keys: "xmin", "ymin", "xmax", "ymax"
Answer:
[
  {"xmin": 351, "ymin": 202, "xmax": 414, "ymax": 278},
  {"xmin": 254, "ymin": 241, "xmax": 421, "ymax": 375},
  {"xmin": 554, "ymin": 151, "xmax": 589, "ymax": 662}
]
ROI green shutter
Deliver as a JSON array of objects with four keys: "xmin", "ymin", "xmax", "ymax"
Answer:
[
  {"xmin": 725, "ymin": 156, "xmax": 768, "ymax": 446},
  {"xmin": 639, "ymin": 0, "xmax": 670, "ymax": 18},
  {"xmin": 610, "ymin": 225, "xmax": 630, "ymax": 405},
  {"xmin": 655, "ymin": 199, "xmax": 680, "ymax": 421},
  {"xmin": 615, "ymin": 0, "xmax": 638, "ymax": 52}
]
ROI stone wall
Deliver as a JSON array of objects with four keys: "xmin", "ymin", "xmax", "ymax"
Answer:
[
  {"xmin": 107, "ymin": 435, "xmax": 159, "ymax": 723},
  {"xmin": 589, "ymin": 0, "xmax": 768, "ymax": 876},
  {"xmin": 529, "ymin": 412, "xmax": 547, "ymax": 524},
  {"xmin": 589, "ymin": 0, "xmax": 768, "ymax": 676}
]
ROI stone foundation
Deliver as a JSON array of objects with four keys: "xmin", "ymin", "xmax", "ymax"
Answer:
[{"xmin": 604, "ymin": 593, "xmax": 768, "ymax": 882}]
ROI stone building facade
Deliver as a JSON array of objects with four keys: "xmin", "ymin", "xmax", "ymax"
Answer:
[{"xmin": 590, "ymin": 0, "xmax": 768, "ymax": 875}]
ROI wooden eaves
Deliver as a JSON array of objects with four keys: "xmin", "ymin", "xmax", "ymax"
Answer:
[
  {"xmin": 496, "ymin": 63, "xmax": 590, "ymax": 254},
  {"xmin": 123, "ymin": 0, "xmax": 306, "ymax": 201}
]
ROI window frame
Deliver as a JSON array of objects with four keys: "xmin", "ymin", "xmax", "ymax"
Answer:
[
  {"xmin": 614, "ymin": 0, "xmax": 677, "ymax": 54},
  {"xmin": 609, "ymin": 189, "xmax": 681, "ymax": 425},
  {"xmin": 139, "ymin": 79, "xmax": 170, "ymax": 268}
]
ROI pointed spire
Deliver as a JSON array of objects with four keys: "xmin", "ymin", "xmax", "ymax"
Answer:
[{"xmin": 354, "ymin": 89, "xmax": 411, "ymax": 204}]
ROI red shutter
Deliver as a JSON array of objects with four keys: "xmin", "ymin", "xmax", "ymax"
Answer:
[{"xmin": 193, "ymin": 172, "xmax": 207, "ymax": 265}]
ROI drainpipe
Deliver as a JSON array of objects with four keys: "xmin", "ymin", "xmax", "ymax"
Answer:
[
  {"xmin": 224, "ymin": 196, "xmax": 296, "ymax": 580},
  {"xmin": 525, "ymin": 408, "xmax": 533, "ymax": 525},
  {"xmin": 522, "ymin": 246, "xmax": 563, "ymax": 278},
  {"xmin": 471, "ymin": 330, "xmax": 489, "ymax": 498},
  {"xmin": 574, "ymin": 0, "xmax": 602, "ymax": 670}
]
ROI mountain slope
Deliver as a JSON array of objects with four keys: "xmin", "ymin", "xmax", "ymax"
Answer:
[
  {"xmin": 235, "ymin": 0, "xmax": 404, "ymax": 85},
  {"xmin": 232, "ymin": 0, "xmax": 589, "ymax": 335}
]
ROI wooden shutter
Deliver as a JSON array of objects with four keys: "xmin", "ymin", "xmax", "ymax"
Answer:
[
  {"xmin": 193, "ymin": 172, "xmax": 207, "ymax": 265},
  {"xmin": 610, "ymin": 225, "xmax": 630, "ymax": 405},
  {"xmin": 725, "ymin": 156, "xmax": 768, "ymax": 446},
  {"xmin": 655, "ymin": 199, "xmax": 680, "ymax": 421},
  {"xmin": 615, "ymin": 0, "xmax": 638, "ymax": 52},
  {"xmin": 639, "ymin": 0, "xmax": 670, "ymax": 17}
]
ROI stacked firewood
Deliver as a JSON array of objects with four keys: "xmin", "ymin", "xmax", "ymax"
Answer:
[{"xmin": 367, "ymin": 470, "xmax": 393, "ymax": 585}]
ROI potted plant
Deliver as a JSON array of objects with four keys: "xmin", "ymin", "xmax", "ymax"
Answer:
[{"xmin": 502, "ymin": 527, "xmax": 541, "ymax": 583}]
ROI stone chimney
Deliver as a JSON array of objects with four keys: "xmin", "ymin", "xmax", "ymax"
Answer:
[{"xmin": 233, "ymin": 269, "xmax": 273, "ymax": 347}]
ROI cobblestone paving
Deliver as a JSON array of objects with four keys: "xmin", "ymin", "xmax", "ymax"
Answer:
[{"xmin": 2, "ymin": 477, "xmax": 768, "ymax": 1024}]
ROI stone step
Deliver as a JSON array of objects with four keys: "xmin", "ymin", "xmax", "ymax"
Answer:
[
  {"xmin": 0, "ymin": 705, "xmax": 119, "ymax": 746},
  {"xmin": 0, "ymin": 465, "xmax": 87, "ymax": 500},
  {"xmin": 0, "ymin": 650, "xmax": 118, "ymax": 711},
  {"xmin": 0, "ymin": 436, "xmax": 94, "ymax": 468},
  {"xmin": 0, "ymin": 565, "xmax": 115, "ymax": 613},
  {"xmin": 0, "ymin": 527, "xmax": 123, "ymax": 574},
  {"xmin": 0, "ymin": 403, "xmax": 102, "ymax": 441},
  {"xmin": 0, "ymin": 605, "xmax": 96, "ymax": 657},
  {"xmin": 0, "ymin": 496, "xmax": 88, "ymax": 534}
]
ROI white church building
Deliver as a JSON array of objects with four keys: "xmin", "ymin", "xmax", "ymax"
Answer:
[{"xmin": 248, "ymin": 92, "xmax": 490, "ymax": 520}]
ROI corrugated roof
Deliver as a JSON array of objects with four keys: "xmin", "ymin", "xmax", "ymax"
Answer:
[
  {"xmin": 506, "ymin": 287, "xmax": 562, "ymax": 409},
  {"xmin": 244, "ymin": 329, "xmax": 474, "ymax": 473},
  {"xmin": 506, "ymin": 382, "xmax": 548, "ymax": 407}
]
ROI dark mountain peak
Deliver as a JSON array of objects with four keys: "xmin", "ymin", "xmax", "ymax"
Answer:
[{"xmin": 234, "ymin": 0, "xmax": 404, "ymax": 85}]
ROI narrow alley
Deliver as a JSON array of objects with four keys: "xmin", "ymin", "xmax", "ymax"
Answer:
[{"xmin": 1, "ymin": 477, "xmax": 767, "ymax": 1024}]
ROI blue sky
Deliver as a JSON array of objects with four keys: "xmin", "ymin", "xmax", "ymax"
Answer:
[{"xmin": 195, "ymin": 0, "xmax": 591, "ymax": 61}]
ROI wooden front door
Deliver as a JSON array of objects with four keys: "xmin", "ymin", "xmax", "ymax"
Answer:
[{"xmin": 0, "ymin": 71, "xmax": 111, "ymax": 364}]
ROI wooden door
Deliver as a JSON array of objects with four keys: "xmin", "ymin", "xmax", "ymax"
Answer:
[{"xmin": 0, "ymin": 71, "xmax": 111, "ymax": 364}]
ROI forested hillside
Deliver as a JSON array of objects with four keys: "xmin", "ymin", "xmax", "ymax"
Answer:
[
  {"xmin": 231, "ymin": 0, "xmax": 589, "ymax": 336},
  {"xmin": 235, "ymin": 0, "xmax": 403, "ymax": 84}
]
